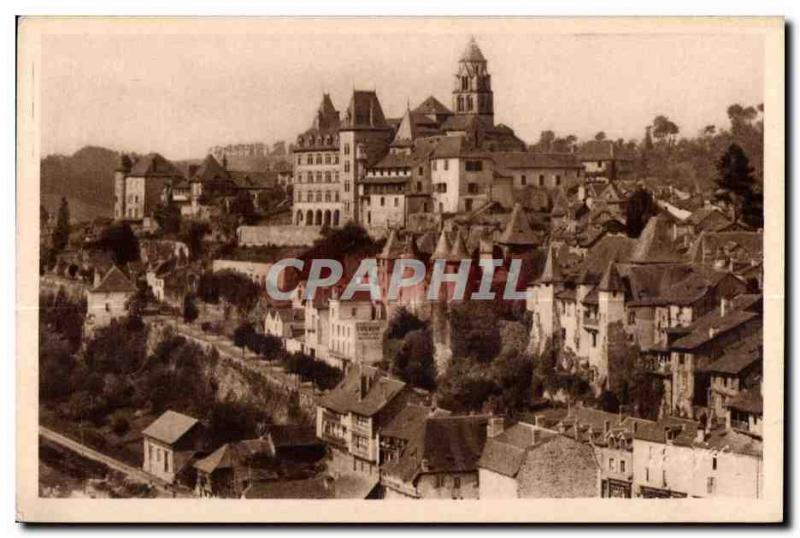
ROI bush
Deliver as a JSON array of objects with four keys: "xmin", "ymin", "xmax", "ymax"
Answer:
[{"xmin": 111, "ymin": 416, "xmax": 130, "ymax": 436}]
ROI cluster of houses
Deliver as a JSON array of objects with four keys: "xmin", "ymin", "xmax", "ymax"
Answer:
[{"xmin": 40, "ymin": 36, "xmax": 766, "ymax": 501}]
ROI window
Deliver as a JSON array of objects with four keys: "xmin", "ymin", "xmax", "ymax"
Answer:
[
  {"xmin": 453, "ymin": 477, "xmax": 461, "ymax": 489},
  {"xmin": 105, "ymin": 303, "xmax": 110, "ymax": 312},
  {"xmin": 435, "ymin": 475, "xmax": 444, "ymax": 488},
  {"xmin": 706, "ymin": 477, "xmax": 715, "ymax": 494},
  {"xmin": 432, "ymin": 160, "xmax": 437, "ymax": 171},
  {"xmin": 591, "ymin": 332, "xmax": 597, "ymax": 348},
  {"xmin": 712, "ymin": 457, "xmax": 717, "ymax": 471},
  {"xmin": 335, "ymin": 192, "xmax": 340, "ymax": 202},
  {"xmin": 538, "ymin": 174, "xmax": 545, "ymax": 186},
  {"xmin": 467, "ymin": 183, "xmax": 479, "ymax": 194},
  {"xmin": 344, "ymin": 143, "xmax": 350, "ymax": 155},
  {"xmin": 344, "ymin": 162, "xmax": 351, "ymax": 173},
  {"xmin": 609, "ymin": 458, "xmax": 616, "ymax": 472},
  {"xmin": 325, "ymin": 171, "xmax": 331, "ymax": 183},
  {"xmin": 465, "ymin": 199, "xmax": 473, "ymax": 211},
  {"xmin": 380, "ymin": 197, "xmax": 385, "ymax": 207},
  {"xmin": 316, "ymin": 153, "xmax": 322, "ymax": 164},
  {"xmin": 416, "ymin": 181, "xmax": 422, "ymax": 192},
  {"xmin": 555, "ymin": 174, "xmax": 561, "ymax": 186},
  {"xmin": 418, "ymin": 166, "xmax": 423, "ymax": 175},
  {"xmin": 307, "ymin": 155, "xmax": 313, "ymax": 165},
  {"xmin": 620, "ymin": 460, "xmax": 626, "ymax": 473},
  {"xmin": 521, "ymin": 174, "xmax": 527, "ymax": 186},
  {"xmin": 645, "ymin": 467, "xmax": 650, "ymax": 482},
  {"xmin": 307, "ymin": 172, "xmax": 313, "ymax": 182},
  {"xmin": 597, "ymin": 160, "xmax": 603, "ymax": 167},
  {"xmin": 394, "ymin": 198, "xmax": 399, "ymax": 207},
  {"xmin": 316, "ymin": 172, "xmax": 322, "ymax": 183},
  {"xmin": 297, "ymin": 155, "xmax": 301, "ymax": 165},
  {"xmin": 345, "ymin": 181, "xmax": 351, "ymax": 193},
  {"xmin": 461, "ymin": 76, "xmax": 469, "ymax": 90},
  {"xmin": 465, "ymin": 160, "xmax": 483, "ymax": 172},
  {"xmin": 325, "ymin": 154, "xmax": 331, "ymax": 164},
  {"xmin": 164, "ymin": 453, "xmax": 169, "ymax": 473},
  {"xmin": 628, "ymin": 310, "xmax": 636, "ymax": 324},
  {"xmin": 444, "ymin": 159, "xmax": 449, "ymax": 171},
  {"xmin": 334, "ymin": 154, "xmax": 339, "ymax": 164}
]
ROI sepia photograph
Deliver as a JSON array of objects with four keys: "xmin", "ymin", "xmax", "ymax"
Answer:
[{"xmin": 15, "ymin": 16, "xmax": 784, "ymax": 523}]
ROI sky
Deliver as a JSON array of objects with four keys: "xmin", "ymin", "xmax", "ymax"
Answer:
[{"xmin": 40, "ymin": 20, "xmax": 765, "ymax": 160}]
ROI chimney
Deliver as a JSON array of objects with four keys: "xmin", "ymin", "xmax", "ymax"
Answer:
[
  {"xmin": 487, "ymin": 416, "xmax": 505, "ymax": 438},
  {"xmin": 359, "ymin": 373, "xmax": 368, "ymax": 400},
  {"xmin": 720, "ymin": 297, "xmax": 730, "ymax": 317}
]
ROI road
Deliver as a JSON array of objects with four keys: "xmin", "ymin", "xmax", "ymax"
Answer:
[{"xmin": 39, "ymin": 425, "xmax": 185, "ymax": 497}]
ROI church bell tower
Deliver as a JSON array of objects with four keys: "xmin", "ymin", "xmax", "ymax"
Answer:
[{"xmin": 452, "ymin": 37, "xmax": 494, "ymax": 124}]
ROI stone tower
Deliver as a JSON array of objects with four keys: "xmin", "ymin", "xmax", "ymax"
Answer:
[
  {"xmin": 528, "ymin": 245, "xmax": 562, "ymax": 355},
  {"xmin": 595, "ymin": 261, "xmax": 626, "ymax": 383},
  {"xmin": 452, "ymin": 37, "xmax": 494, "ymax": 124},
  {"xmin": 113, "ymin": 154, "xmax": 132, "ymax": 220}
]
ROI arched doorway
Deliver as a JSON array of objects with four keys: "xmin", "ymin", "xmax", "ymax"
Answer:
[
  {"xmin": 323, "ymin": 210, "xmax": 331, "ymax": 227},
  {"xmin": 306, "ymin": 209, "xmax": 313, "ymax": 226},
  {"xmin": 333, "ymin": 210, "xmax": 340, "ymax": 227},
  {"xmin": 296, "ymin": 210, "xmax": 303, "ymax": 225},
  {"xmin": 315, "ymin": 210, "xmax": 322, "ymax": 226}
]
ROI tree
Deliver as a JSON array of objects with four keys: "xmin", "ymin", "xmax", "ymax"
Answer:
[
  {"xmin": 385, "ymin": 307, "xmax": 426, "ymax": 340},
  {"xmin": 606, "ymin": 321, "xmax": 638, "ymax": 402},
  {"xmin": 182, "ymin": 221, "xmax": 210, "ymax": 261},
  {"xmin": 154, "ymin": 198, "xmax": 182, "ymax": 235},
  {"xmin": 94, "ymin": 222, "xmax": 140, "ymax": 265},
  {"xmin": 594, "ymin": 131, "xmax": 607, "ymax": 141},
  {"xmin": 715, "ymin": 143, "xmax": 763, "ymax": 229},
  {"xmin": 625, "ymin": 188, "xmax": 658, "ymax": 238},
  {"xmin": 183, "ymin": 293, "xmax": 199, "ymax": 323},
  {"xmin": 436, "ymin": 360, "xmax": 498, "ymax": 413},
  {"xmin": 391, "ymin": 329, "xmax": 436, "ymax": 391},
  {"xmin": 52, "ymin": 197, "xmax": 70, "ymax": 252},
  {"xmin": 652, "ymin": 115, "xmax": 679, "ymax": 149},
  {"xmin": 233, "ymin": 322, "xmax": 255, "ymax": 348},
  {"xmin": 490, "ymin": 349, "xmax": 533, "ymax": 412},
  {"xmin": 449, "ymin": 302, "xmax": 501, "ymax": 362}
]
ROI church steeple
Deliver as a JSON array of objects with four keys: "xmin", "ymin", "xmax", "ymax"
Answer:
[{"xmin": 453, "ymin": 37, "xmax": 493, "ymax": 124}]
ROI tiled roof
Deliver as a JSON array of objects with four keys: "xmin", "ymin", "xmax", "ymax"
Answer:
[
  {"xmin": 687, "ymin": 230, "xmax": 763, "ymax": 265},
  {"xmin": 242, "ymin": 477, "xmax": 333, "ymax": 499},
  {"xmin": 193, "ymin": 438, "xmax": 273, "ymax": 474},
  {"xmin": 266, "ymin": 424, "xmax": 321, "ymax": 448},
  {"xmin": 597, "ymin": 261, "xmax": 624, "ymax": 292},
  {"xmin": 142, "ymin": 410, "xmax": 199, "ymax": 446},
  {"xmin": 380, "ymin": 404, "xmax": 431, "ymax": 441},
  {"xmin": 478, "ymin": 423, "xmax": 557, "ymax": 477},
  {"xmin": 577, "ymin": 140, "xmax": 635, "ymax": 162},
  {"xmin": 93, "ymin": 265, "xmax": 135, "ymax": 294},
  {"xmin": 190, "ymin": 154, "xmax": 229, "ymax": 183},
  {"xmin": 431, "ymin": 229, "xmax": 452, "ymax": 260},
  {"xmin": 129, "ymin": 153, "xmax": 183, "ymax": 178},
  {"xmin": 342, "ymin": 90, "xmax": 389, "ymax": 130},
  {"xmin": 491, "ymin": 151, "xmax": 581, "ymax": 170},
  {"xmin": 704, "ymin": 331, "xmax": 762, "ymax": 374},
  {"xmin": 319, "ymin": 365, "xmax": 407, "ymax": 417},
  {"xmin": 412, "ymin": 96, "xmax": 452, "ymax": 117},
  {"xmin": 671, "ymin": 304, "xmax": 760, "ymax": 351},
  {"xmin": 422, "ymin": 415, "xmax": 489, "ymax": 474},
  {"xmin": 633, "ymin": 416, "xmax": 700, "ymax": 447},
  {"xmin": 727, "ymin": 388, "xmax": 763, "ymax": 415}
]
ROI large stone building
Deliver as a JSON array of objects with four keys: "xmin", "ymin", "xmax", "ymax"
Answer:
[{"xmin": 114, "ymin": 153, "xmax": 183, "ymax": 222}]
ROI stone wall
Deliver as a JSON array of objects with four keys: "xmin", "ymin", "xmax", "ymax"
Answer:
[{"xmin": 237, "ymin": 225, "xmax": 322, "ymax": 247}]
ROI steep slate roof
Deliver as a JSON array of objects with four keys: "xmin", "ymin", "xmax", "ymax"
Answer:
[
  {"xmin": 342, "ymin": 90, "xmax": 389, "ymax": 129},
  {"xmin": 93, "ymin": 265, "xmax": 136, "ymax": 294},
  {"xmin": 633, "ymin": 417, "xmax": 700, "ymax": 447},
  {"xmin": 629, "ymin": 215, "xmax": 683, "ymax": 263},
  {"xmin": 311, "ymin": 93, "xmax": 341, "ymax": 132},
  {"xmin": 191, "ymin": 154, "xmax": 230, "ymax": 183},
  {"xmin": 498, "ymin": 203, "xmax": 537, "ymax": 246},
  {"xmin": 685, "ymin": 207, "xmax": 732, "ymax": 231},
  {"xmin": 704, "ymin": 330, "xmax": 762, "ymax": 374},
  {"xmin": 319, "ymin": 365, "xmax": 407, "ymax": 417},
  {"xmin": 460, "ymin": 36, "xmax": 487, "ymax": 62},
  {"xmin": 378, "ymin": 229, "xmax": 403, "ymax": 259},
  {"xmin": 142, "ymin": 410, "xmax": 199, "ymax": 446},
  {"xmin": 129, "ymin": 153, "xmax": 183, "ymax": 178},
  {"xmin": 380, "ymin": 404, "xmax": 431, "ymax": 441}
]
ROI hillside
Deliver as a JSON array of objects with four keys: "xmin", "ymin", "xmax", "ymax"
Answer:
[{"xmin": 40, "ymin": 146, "xmax": 120, "ymax": 220}]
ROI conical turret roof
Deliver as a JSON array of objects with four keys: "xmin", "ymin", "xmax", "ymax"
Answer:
[
  {"xmin": 391, "ymin": 107, "xmax": 418, "ymax": 148},
  {"xmin": 536, "ymin": 245, "xmax": 563, "ymax": 284},
  {"xmin": 399, "ymin": 233, "xmax": 421, "ymax": 259},
  {"xmin": 630, "ymin": 215, "xmax": 682, "ymax": 263},
  {"xmin": 448, "ymin": 231, "xmax": 470, "ymax": 261},
  {"xmin": 379, "ymin": 229, "xmax": 403, "ymax": 259},
  {"xmin": 597, "ymin": 261, "xmax": 624, "ymax": 292},
  {"xmin": 431, "ymin": 229, "xmax": 452, "ymax": 260},
  {"xmin": 499, "ymin": 203, "xmax": 537, "ymax": 246}
]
